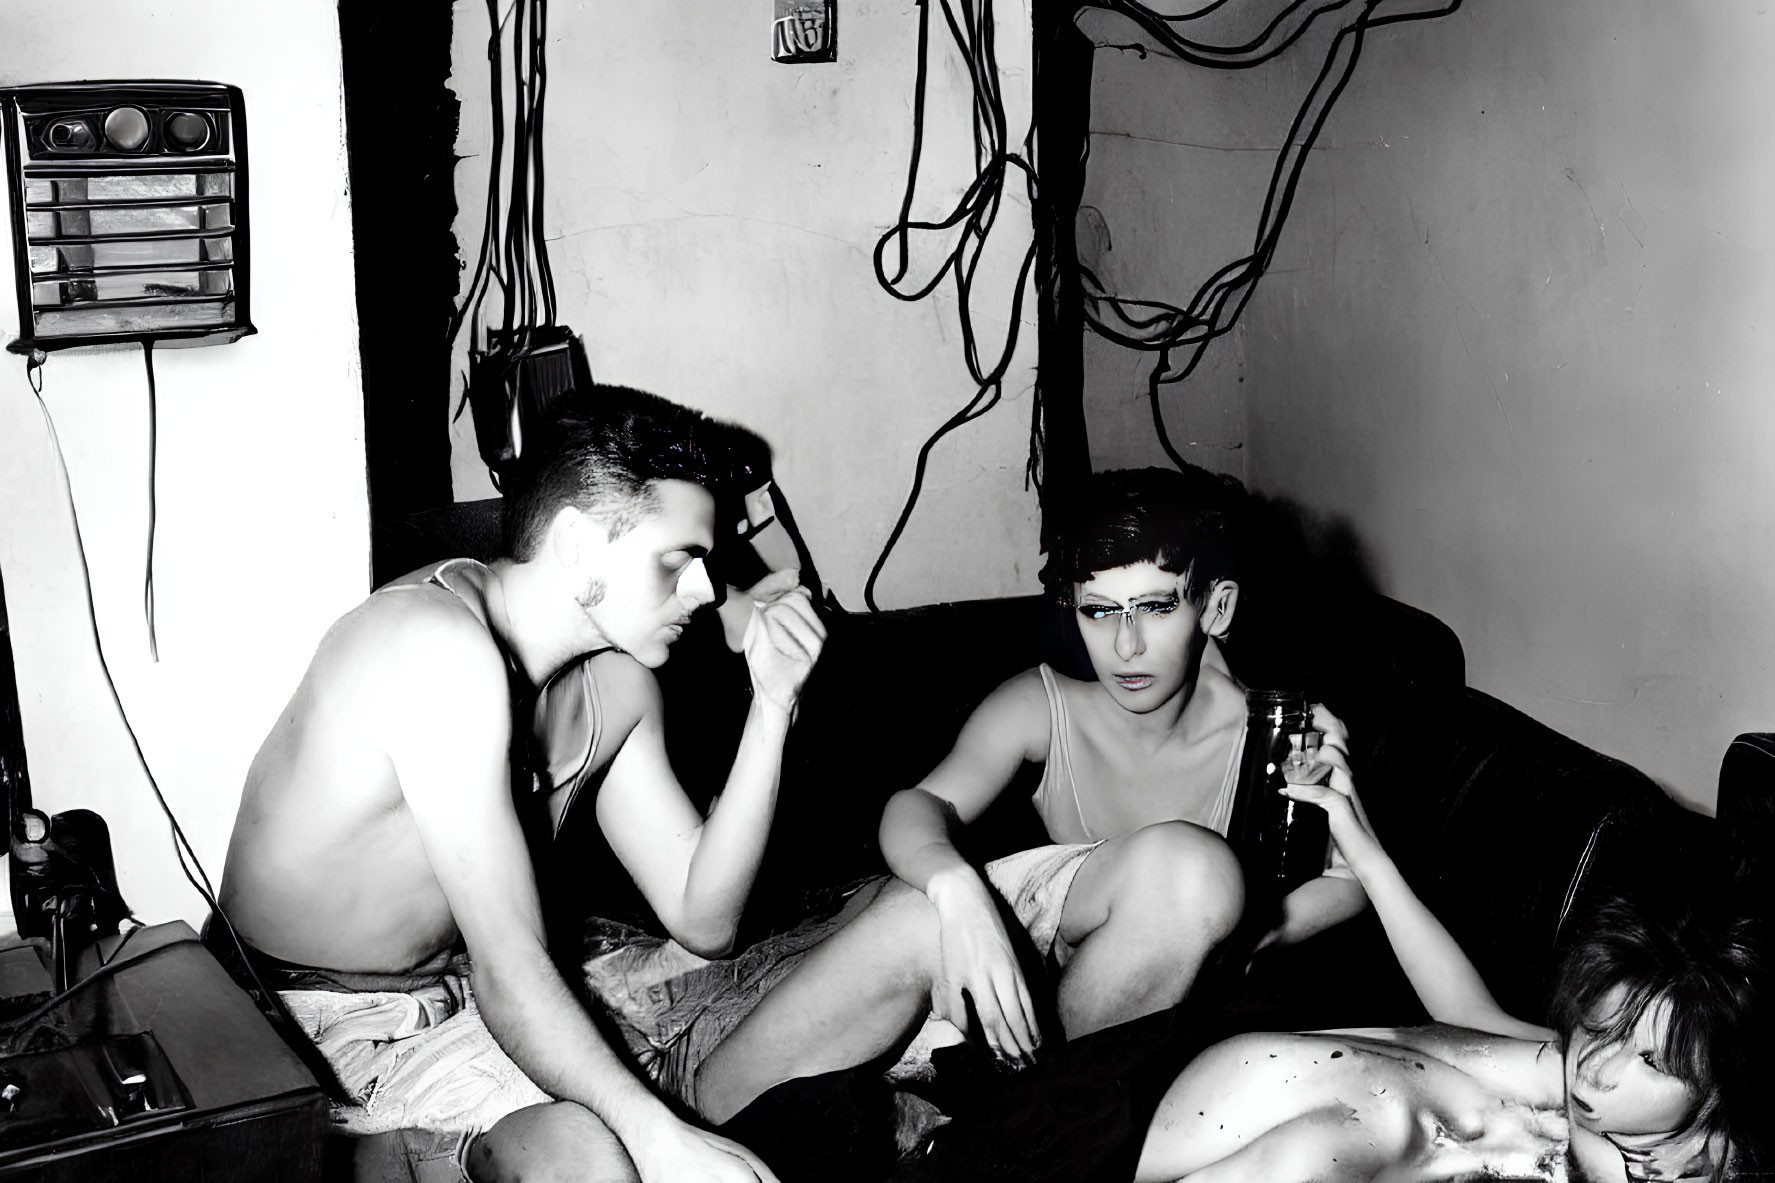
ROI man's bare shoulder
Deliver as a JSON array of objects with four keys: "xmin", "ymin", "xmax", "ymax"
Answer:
[
  {"xmin": 332, "ymin": 581, "xmax": 498, "ymax": 663},
  {"xmin": 582, "ymin": 648, "xmax": 662, "ymax": 743},
  {"xmin": 309, "ymin": 583, "xmax": 512, "ymax": 729}
]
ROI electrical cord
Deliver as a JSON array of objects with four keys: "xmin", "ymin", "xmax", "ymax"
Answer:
[
  {"xmin": 18, "ymin": 366, "xmax": 285, "ymax": 1043},
  {"xmin": 863, "ymin": 0, "xmax": 1459, "ymax": 600},
  {"xmin": 866, "ymin": 0, "xmax": 1040, "ymax": 610},
  {"xmin": 1074, "ymin": 0, "xmax": 1464, "ymax": 463},
  {"xmin": 450, "ymin": 0, "xmax": 560, "ymax": 434},
  {"xmin": 95, "ymin": 916, "xmax": 143, "ymax": 969},
  {"xmin": 0, "ymin": 936, "xmax": 193, "ymax": 1053},
  {"xmin": 142, "ymin": 341, "xmax": 159, "ymax": 663}
]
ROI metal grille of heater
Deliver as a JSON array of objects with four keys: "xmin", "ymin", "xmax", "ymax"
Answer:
[{"xmin": 3, "ymin": 81, "xmax": 253, "ymax": 353}]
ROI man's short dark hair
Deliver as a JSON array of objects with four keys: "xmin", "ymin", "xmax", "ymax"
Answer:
[
  {"xmin": 499, "ymin": 384, "xmax": 766, "ymax": 561},
  {"xmin": 1039, "ymin": 466, "xmax": 1245, "ymax": 607}
]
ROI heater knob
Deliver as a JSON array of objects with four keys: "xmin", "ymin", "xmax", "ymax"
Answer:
[
  {"xmin": 103, "ymin": 106, "xmax": 151, "ymax": 151},
  {"xmin": 19, "ymin": 810, "xmax": 49, "ymax": 844},
  {"xmin": 46, "ymin": 117, "xmax": 97, "ymax": 152},
  {"xmin": 166, "ymin": 111, "xmax": 211, "ymax": 151}
]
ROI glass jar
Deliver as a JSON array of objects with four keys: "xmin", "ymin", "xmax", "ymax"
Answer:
[{"xmin": 1227, "ymin": 689, "xmax": 1331, "ymax": 896}]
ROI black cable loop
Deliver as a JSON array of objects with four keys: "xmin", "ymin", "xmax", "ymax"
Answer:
[
  {"xmin": 1081, "ymin": 0, "xmax": 1462, "ymax": 463},
  {"xmin": 451, "ymin": 0, "xmax": 561, "ymax": 444},
  {"xmin": 865, "ymin": 0, "xmax": 1045, "ymax": 608},
  {"xmin": 448, "ymin": 0, "xmax": 509, "ymax": 366}
]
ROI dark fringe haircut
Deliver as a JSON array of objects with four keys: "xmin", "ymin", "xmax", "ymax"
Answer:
[
  {"xmin": 499, "ymin": 385, "xmax": 768, "ymax": 562},
  {"xmin": 1550, "ymin": 892, "xmax": 1767, "ymax": 1182},
  {"xmin": 1039, "ymin": 466, "xmax": 1246, "ymax": 607}
]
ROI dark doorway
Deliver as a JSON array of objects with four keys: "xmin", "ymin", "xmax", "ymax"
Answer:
[{"xmin": 336, "ymin": 2, "xmax": 462, "ymax": 586}]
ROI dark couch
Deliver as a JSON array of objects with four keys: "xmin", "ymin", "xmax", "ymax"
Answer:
[
  {"xmin": 381, "ymin": 499, "xmax": 1770, "ymax": 1181},
  {"xmin": 387, "ymin": 496, "xmax": 1756, "ymax": 1035},
  {"xmin": 630, "ymin": 583, "xmax": 1748, "ymax": 1043}
]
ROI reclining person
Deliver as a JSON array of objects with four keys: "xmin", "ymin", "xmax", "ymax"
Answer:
[
  {"xmin": 879, "ymin": 466, "xmax": 1370, "ymax": 1061},
  {"xmin": 1134, "ymin": 709, "xmax": 1765, "ymax": 1183},
  {"xmin": 212, "ymin": 387, "xmax": 828, "ymax": 1183}
]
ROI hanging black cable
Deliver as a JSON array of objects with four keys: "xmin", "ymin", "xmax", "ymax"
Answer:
[
  {"xmin": 446, "ymin": 0, "xmax": 509, "ymax": 365},
  {"xmin": 530, "ymin": 0, "xmax": 558, "ymax": 328},
  {"xmin": 20, "ymin": 369, "xmax": 283, "ymax": 1039},
  {"xmin": 503, "ymin": 0, "xmax": 532, "ymax": 345},
  {"xmin": 452, "ymin": 0, "xmax": 564, "ymax": 456},
  {"xmin": 1074, "ymin": 0, "xmax": 1464, "ymax": 463},
  {"xmin": 142, "ymin": 341, "xmax": 159, "ymax": 662},
  {"xmin": 864, "ymin": 0, "xmax": 1462, "ymax": 602},
  {"xmin": 865, "ymin": 0, "xmax": 1041, "ymax": 610}
]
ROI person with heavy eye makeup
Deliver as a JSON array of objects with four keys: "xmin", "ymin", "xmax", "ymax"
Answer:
[{"xmin": 878, "ymin": 467, "xmax": 1371, "ymax": 1068}]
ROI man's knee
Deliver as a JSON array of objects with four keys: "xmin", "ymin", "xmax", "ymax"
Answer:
[
  {"xmin": 469, "ymin": 1102, "xmax": 638, "ymax": 1183},
  {"xmin": 1116, "ymin": 821, "xmax": 1245, "ymax": 939}
]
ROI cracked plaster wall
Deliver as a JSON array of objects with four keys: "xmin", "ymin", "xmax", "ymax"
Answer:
[
  {"xmin": 447, "ymin": 0, "xmax": 1044, "ymax": 609},
  {"xmin": 1084, "ymin": 1, "xmax": 1774, "ymax": 810}
]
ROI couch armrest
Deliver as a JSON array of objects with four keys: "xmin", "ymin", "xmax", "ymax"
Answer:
[{"xmin": 1718, "ymin": 733, "xmax": 1775, "ymax": 898}]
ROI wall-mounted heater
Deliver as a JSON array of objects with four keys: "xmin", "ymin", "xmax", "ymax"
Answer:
[{"xmin": 2, "ymin": 81, "xmax": 253, "ymax": 354}]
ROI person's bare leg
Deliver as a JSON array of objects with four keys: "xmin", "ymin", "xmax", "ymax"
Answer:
[
  {"xmin": 694, "ymin": 876, "xmax": 941, "ymax": 1124},
  {"xmin": 469, "ymin": 1101, "xmax": 639, "ymax": 1183},
  {"xmin": 1054, "ymin": 821, "xmax": 1244, "ymax": 1038}
]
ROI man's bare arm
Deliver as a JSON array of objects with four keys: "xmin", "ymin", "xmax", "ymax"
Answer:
[
  {"xmin": 382, "ymin": 608, "xmax": 775, "ymax": 1183},
  {"xmin": 596, "ymin": 586, "xmax": 825, "ymax": 956}
]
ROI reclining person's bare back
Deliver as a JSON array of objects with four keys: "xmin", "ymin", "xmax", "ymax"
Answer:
[{"xmin": 1141, "ymin": 1026, "xmax": 1568, "ymax": 1183}]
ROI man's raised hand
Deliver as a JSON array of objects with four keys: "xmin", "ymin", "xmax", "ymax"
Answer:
[{"xmin": 740, "ymin": 580, "xmax": 826, "ymax": 713}]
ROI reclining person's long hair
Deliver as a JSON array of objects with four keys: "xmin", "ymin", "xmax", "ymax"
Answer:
[{"xmin": 1550, "ymin": 886, "xmax": 1768, "ymax": 1181}]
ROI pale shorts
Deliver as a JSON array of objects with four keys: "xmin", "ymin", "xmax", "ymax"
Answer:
[
  {"xmin": 981, "ymin": 840, "xmax": 1104, "ymax": 967},
  {"xmin": 576, "ymin": 847, "xmax": 1104, "ymax": 1107},
  {"xmin": 578, "ymin": 876, "xmax": 888, "ymax": 1116},
  {"xmin": 894, "ymin": 841, "xmax": 1103, "ymax": 1073},
  {"xmin": 278, "ymin": 962, "xmax": 551, "ymax": 1161}
]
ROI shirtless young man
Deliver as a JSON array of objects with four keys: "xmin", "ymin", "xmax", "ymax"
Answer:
[
  {"xmin": 1134, "ymin": 710, "xmax": 1761, "ymax": 1183},
  {"xmin": 879, "ymin": 467, "xmax": 1369, "ymax": 1063},
  {"xmin": 214, "ymin": 387, "xmax": 827, "ymax": 1183}
]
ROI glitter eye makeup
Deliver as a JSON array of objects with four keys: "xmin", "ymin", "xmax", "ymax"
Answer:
[{"xmin": 1077, "ymin": 593, "xmax": 1182, "ymax": 624}]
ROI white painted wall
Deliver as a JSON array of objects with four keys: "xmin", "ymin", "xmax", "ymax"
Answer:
[
  {"xmin": 447, "ymin": 0, "xmax": 1045, "ymax": 608},
  {"xmin": 1082, "ymin": 2, "xmax": 1775, "ymax": 810},
  {"xmin": 0, "ymin": 2, "xmax": 368, "ymax": 926}
]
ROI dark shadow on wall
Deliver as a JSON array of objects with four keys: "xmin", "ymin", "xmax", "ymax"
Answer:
[
  {"xmin": 1221, "ymin": 488, "xmax": 1386, "ymax": 692},
  {"xmin": 337, "ymin": 1, "xmax": 461, "ymax": 587}
]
